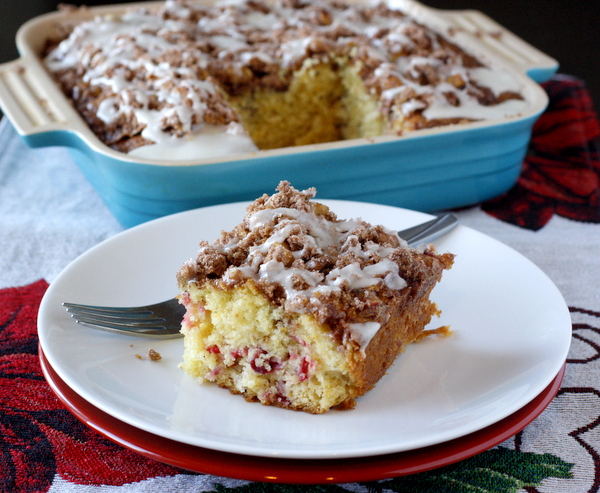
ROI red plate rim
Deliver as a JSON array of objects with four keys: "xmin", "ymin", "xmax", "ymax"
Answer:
[{"xmin": 39, "ymin": 347, "xmax": 565, "ymax": 484}]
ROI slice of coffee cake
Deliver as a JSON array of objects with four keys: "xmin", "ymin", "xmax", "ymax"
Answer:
[{"xmin": 177, "ymin": 181, "xmax": 453, "ymax": 413}]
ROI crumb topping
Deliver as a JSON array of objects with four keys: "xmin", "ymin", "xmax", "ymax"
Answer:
[
  {"xmin": 178, "ymin": 181, "xmax": 453, "ymax": 342},
  {"xmin": 44, "ymin": 0, "xmax": 527, "ymax": 154},
  {"xmin": 147, "ymin": 349, "xmax": 162, "ymax": 361},
  {"xmin": 135, "ymin": 349, "xmax": 163, "ymax": 360}
]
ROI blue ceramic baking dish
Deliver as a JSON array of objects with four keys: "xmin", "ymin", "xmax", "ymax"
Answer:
[{"xmin": 0, "ymin": 0, "xmax": 558, "ymax": 228}]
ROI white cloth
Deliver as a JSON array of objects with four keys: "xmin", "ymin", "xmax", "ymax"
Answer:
[{"xmin": 0, "ymin": 118, "xmax": 122, "ymax": 289}]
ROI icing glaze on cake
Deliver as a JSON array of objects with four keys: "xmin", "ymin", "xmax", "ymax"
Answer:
[{"xmin": 45, "ymin": 0, "xmax": 527, "ymax": 160}]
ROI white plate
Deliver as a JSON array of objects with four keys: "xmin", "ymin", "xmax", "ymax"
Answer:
[{"xmin": 38, "ymin": 201, "xmax": 571, "ymax": 460}]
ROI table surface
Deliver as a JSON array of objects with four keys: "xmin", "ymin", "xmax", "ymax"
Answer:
[{"xmin": 1, "ymin": 75, "xmax": 599, "ymax": 492}]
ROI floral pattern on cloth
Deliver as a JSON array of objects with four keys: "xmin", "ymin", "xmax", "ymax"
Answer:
[
  {"xmin": 0, "ymin": 280, "xmax": 185, "ymax": 492},
  {"xmin": 482, "ymin": 75, "xmax": 600, "ymax": 230}
]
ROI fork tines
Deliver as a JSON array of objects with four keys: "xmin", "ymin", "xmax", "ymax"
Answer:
[{"xmin": 62, "ymin": 301, "xmax": 184, "ymax": 338}]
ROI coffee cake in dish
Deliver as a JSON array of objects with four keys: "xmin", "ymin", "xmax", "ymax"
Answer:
[
  {"xmin": 176, "ymin": 182, "xmax": 454, "ymax": 413},
  {"xmin": 44, "ymin": 0, "xmax": 528, "ymax": 160}
]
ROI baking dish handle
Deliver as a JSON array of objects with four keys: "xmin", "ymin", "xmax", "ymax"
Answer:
[
  {"xmin": 438, "ymin": 9, "xmax": 559, "ymax": 83},
  {"xmin": 0, "ymin": 58, "xmax": 90, "ymax": 149}
]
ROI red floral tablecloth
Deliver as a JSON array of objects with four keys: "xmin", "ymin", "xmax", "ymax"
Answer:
[
  {"xmin": 483, "ymin": 75, "xmax": 600, "ymax": 229},
  {"xmin": 1, "ymin": 75, "xmax": 599, "ymax": 492}
]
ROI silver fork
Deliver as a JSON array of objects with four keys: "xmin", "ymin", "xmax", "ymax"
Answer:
[{"xmin": 63, "ymin": 213, "xmax": 458, "ymax": 338}]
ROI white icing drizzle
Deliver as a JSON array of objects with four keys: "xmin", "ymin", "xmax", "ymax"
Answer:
[
  {"xmin": 222, "ymin": 207, "xmax": 408, "ymax": 316},
  {"xmin": 45, "ymin": 0, "xmax": 528, "ymax": 160},
  {"xmin": 348, "ymin": 322, "xmax": 381, "ymax": 353},
  {"xmin": 128, "ymin": 123, "xmax": 258, "ymax": 160}
]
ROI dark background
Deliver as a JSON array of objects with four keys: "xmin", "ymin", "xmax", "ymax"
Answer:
[{"xmin": 1, "ymin": 0, "xmax": 599, "ymax": 112}]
